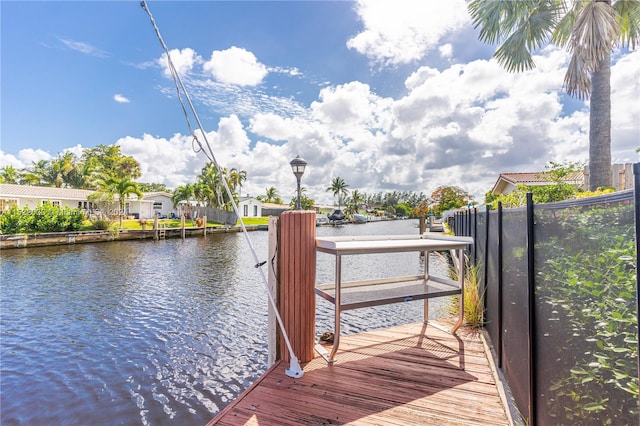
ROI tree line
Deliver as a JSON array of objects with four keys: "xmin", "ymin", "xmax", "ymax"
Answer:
[{"xmin": 0, "ymin": 144, "xmax": 477, "ymax": 220}]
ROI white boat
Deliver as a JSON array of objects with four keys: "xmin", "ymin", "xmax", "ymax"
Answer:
[
  {"xmin": 351, "ymin": 213, "xmax": 367, "ymax": 224},
  {"xmin": 316, "ymin": 214, "xmax": 330, "ymax": 226}
]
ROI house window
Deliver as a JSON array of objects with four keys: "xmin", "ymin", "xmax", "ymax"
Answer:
[
  {"xmin": 153, "ymin": 202, "xmax": 162, "ymax": 210},
  {"xmin": 42, "ymin": 200, "xmax": 61, "ymax": 207},
  {"xmin": 253, "ymin": 205, "xmax": 258, "ymax": 217},
  {"xmin": 243, "ymin": 205, "xmax": 249, "ymax": 216}
]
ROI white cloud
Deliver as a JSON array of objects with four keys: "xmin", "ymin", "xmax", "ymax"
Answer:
[
  {"xmin": 117, "ymin": 133, "xmax": 206, "ymax": 189},
  {"xmin": 347, "ymin": 0, "xmax": 470, "ymax": 66},
  {"xmin": 17, "ymin": 148, "xmax": 52, "ymax": 165},
  {"xmin": 126, "ymin": 43, "xmax": 626, "ymax": 204},
  {"xmin": 250, "ymin": 113, "xmax": 309, "ymax": 141},
  {"xmin": 114, "ymin": 94, "xmax": 130, "ymax": 103},
  {"xmin": 610, "ymin": 49, "xmax": 640, "ymax": 160},
  {"xmin": 0, "ymin": 151, "xmax": 25, "ymax": 169},
  {"xmin": 58, "ymin": 38, "xmax": 108, "ymax": 58},
  {"xmin": 159, "ymin": 48, "xmax": 200, "ymax": 78},
  {"xmin": 203, "ymin": 46, "xmax": 268, "ymax": 86},
  {"xmin": 439, "ymin": 44, "xmax": 453, "ymax": 59}
]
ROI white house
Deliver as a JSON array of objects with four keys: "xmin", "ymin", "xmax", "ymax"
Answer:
[
  {"xmin": 142, "ymin": 192, "xmax": 175, "ymax": 218},
  {"xmin": 238, "ymin": 196, "xmax": 262, "ymax": 218},
  {"xmin": 0, "ymin": 184, "xmax": 95, "ymax": 211},
  {"xmin": 0, "ymin": 184, "xmax": 165, "ymax": 219}
]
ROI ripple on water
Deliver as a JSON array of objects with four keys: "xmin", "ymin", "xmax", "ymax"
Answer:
[{"xmin": 1, "ymin": 220, "xmax": 449, "ymax": 425}]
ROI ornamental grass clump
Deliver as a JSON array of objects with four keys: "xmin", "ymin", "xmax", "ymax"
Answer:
[{"xmin": 442, "ymin": 253, "xmax": 485, "ymax": 329}]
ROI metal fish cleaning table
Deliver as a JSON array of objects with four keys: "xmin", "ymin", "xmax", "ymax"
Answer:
[{"xmin": 314, "ymin": 233, "xmax": 473, "ymax": 363}]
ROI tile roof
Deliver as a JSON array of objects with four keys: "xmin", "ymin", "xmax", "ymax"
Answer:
[
  {"xmin": 0, "ymin": 183, "xmax": 95, "ymax": 200},
  {"xmin": 0, "ymin": 184, "xmax": 160, "ymax": 201},
  {"xmin": 499, "ymin": 171, "xmax": 584, "ymax": 185},
  {"xmin": 491, "ymin": 171, "xmax": 585, "ymax": 195}
]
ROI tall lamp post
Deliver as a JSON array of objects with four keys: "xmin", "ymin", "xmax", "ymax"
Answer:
[{"xmin": 290, "ymin": 155, "xmax": 307, "ymax": 210}]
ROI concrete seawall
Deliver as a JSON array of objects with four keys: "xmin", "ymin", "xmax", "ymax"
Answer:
[{"xmin": 0, "ymin": 225, "xmax": 268, "ymax": 250}]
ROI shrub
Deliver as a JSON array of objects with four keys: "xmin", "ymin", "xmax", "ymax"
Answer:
[
  {"xmin": 0, "ymin": 205, "xmax": 23, "ymax": 234},
  {"xmin": 0, "ymin": 204, "xmax": 84, "ymax": 234},
  {"xmin": 440, "ymin": 253, "xmax": 485, "ymax": 328},
  {"xmin": 90, "ymin": 217, "xmax": 114, "ymax": 230}
]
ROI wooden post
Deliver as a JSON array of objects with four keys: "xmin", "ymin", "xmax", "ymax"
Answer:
[
  {"xmin": 267, "ymin": 217, "xmax": 279, "ymax": 367},
  {"xmin": 277, "ymin": 210, "xmax": 316, "ymax": 363},
  {"xmin": 419, "ymin": 216, "xmax": 426, "ymax": 234},
  {"xmin": 181, "ymin": 214, "xmax": 185, "ymax": 240},
  {"xmin": 154, "ymin": 215, "xmax": 159, "ymax": 240},
  {"xmin": 203, "ymin": 215, "xmax": 207, "ymax": 236}
]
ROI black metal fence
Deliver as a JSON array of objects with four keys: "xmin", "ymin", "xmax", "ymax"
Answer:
[{"xmin": 453, "ymin": 163, "xmax": 639, "ymax": 426}]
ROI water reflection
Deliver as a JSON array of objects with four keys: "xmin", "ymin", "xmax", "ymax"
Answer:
[{"xmin": 1, "ymin": 219, "xmax": 450, "ymax": 425}]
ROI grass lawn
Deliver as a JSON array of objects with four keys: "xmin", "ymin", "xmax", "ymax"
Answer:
[
  {"xmin": 81, "ymin": 216, "xmax": 270, "ymax": 231},
  {"xmin": 238, "ymin": 217, "xmax": 269, "ymax": 226}
]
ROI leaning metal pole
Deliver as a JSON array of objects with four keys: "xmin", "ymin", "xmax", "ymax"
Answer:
[{"xmin": 140, "ymin": 1, "xmax": 303, "ymax": 378}]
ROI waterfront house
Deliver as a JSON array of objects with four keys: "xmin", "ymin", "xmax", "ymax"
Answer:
[
  {"xmin": 490, "ymin": 170, "xmax": 585, "ymax": 196},
  {"xmin": 0, "ymin": 183, "xmax": 165, "ymax": 219},
  {"xmin": 491, "ymin": 163, "xmax": 634, "ymax": 196},
  {"xmin": 260, "ymin": 201, "xmax": 290, "ymax": 217},
  {"xmin": 142, "ymin": 191, "xmax": 174, "ymax": 218},
  {"xmin": 237, "ymin": 196, "xmax": 263, "ymax": 218}
]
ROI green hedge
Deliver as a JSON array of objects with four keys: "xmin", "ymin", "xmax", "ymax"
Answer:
[{"xmin": 0, "ymin": 204, "xmax": 84, "ymax": 234}]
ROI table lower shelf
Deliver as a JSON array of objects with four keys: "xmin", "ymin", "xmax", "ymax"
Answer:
[{"xmin": 315, "ymin": 275, "xmax": 461, "ymax": 311}]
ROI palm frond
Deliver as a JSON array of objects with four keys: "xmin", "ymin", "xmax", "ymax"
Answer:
[
  {"xmin": 469, "ymin": 0, "xmax": 563, "ymax": 72},
  {"xmin": 572, "ymin": 1, "xmax": 620, "ymax": 66},
  {"xmin": 564, "ymin": 54, "xmax": 592, "ymax": 99},
  {"xmin": 564, "ymin": 0, "xmax": 620, "ymax": 98},
  {"xmin": 468, "ymin": 0, "xmax": 514, "ymax": 45},
  {"xmin": 614, "ymin": 0, "xmax": 640, "ymax": 49},
  {"xmin": 494, "ymin": 30, "xmax": 536, "ymax": 72},
  {"xmin": 552, "ymin": 1, "xmax": 579, "ymax": 46}
]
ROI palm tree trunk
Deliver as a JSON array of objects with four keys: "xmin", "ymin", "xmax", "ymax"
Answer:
[{"xmin": 588, "ymin": 52, "xmax": 612, "ymax": 190}]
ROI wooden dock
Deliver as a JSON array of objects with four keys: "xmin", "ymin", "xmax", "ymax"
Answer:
[{"xmin": 208, "ymin": 321, "xmax": 510, "ymax": 425}]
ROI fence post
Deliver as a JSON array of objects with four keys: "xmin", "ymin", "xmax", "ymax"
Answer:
[
  {"xmin": 277, "ymin": 210, "xmax": 316, "ymax": 363},
  {"xmin": 472, "ymin": 207, "xmax": 478, "ymax": 263},
  {"xmin": 633, "ymin": 162, "xmax": 640, "ymax": 418},
  {"xmin": 482, "ymin": 205, "xmax": 490, "ymax": 329},
  {"xmin": 526, "ymin": 192, "xmax": 536, "ymax": 425},
  {"xmin": 497, "ymin": 202, "xmax": 503, "ymax": 369}
]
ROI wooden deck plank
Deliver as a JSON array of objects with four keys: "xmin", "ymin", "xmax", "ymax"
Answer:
[{"xmin": 208, "ymin": 322, "xmax": 509, "ymax": 426}]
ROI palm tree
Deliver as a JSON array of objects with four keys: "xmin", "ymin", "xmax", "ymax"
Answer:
[
  {"xmin": 264, "ymin": 186, "xmax": 283, "ymax": 204},
  {"xmin": 468, "ymin": 0, "xmax": 640, "ymax": 190},
  {"xmin": 349, "ymin": 189, "xmax": 365, "ymax": 214},
  {"xmin": 50, "ymin": 151, "xmax": 77, "ymax": 188},
  {"xmin": 198, "ymin": 163, "xmax": 239, "ymax": 211},
  {"xmin": 0, "ymin": 165, "xmax": 20, "ymax": 184},
  {"xmin": 172, "ymin": 184, "xmax": 195, "ymax": 217},
  {"xmin": 192, "ymin": 182, "xmax": 213, "ymax": 217},
  {"xmin": 326, "ymin": 177, "xmax": 350, "ymax": 209},
  {"xmin": 290, "ymin": 187, "xmax": 314, "ymax": 210},
  {"xmin": 229, "ymin": 168, "xmax": 247, "ymax": 196},
  {"xmin": 22, "ymin": 160, "xmax": 54, "ymax": 186},
  {"xmin": 96, "ymin": 176, "xmax": 144, "ymax": 228}
]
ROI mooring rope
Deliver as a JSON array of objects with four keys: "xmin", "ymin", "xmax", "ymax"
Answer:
[{"xmin": 140, "ymin": 1, "xmax": 304, "ymax": 379}]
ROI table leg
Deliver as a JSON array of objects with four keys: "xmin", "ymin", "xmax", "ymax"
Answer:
[
  {"xmin": 328, "ymin": 254, "xmax": 342, "ymax": 363},
  {"xmin": 452, "ymin": 247, "xmax": 464, "ymax": 334}
]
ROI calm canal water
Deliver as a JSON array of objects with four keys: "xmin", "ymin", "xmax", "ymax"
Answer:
[{"xmin": 1, "ymin": 219, "xmax": 450, "ymax": 425}]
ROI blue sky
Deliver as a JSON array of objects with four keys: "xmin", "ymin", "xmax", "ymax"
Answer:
[{"xmin": 2, "ymin": 1, "xmax": 638, "ymax": 204}]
